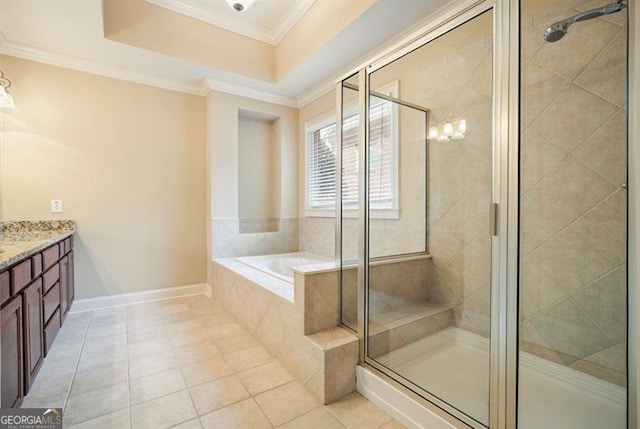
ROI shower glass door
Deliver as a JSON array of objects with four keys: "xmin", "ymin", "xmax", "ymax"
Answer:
[
  {"xmin": 518, "ymin": 0, "xmax": 628, "ymax": 428},
  {"xmin": 361, "ymin": 8, "xmax": 495, "ymax": 427}
]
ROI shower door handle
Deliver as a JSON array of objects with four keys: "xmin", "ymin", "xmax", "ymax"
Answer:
[{"xmin": 490, "ymin": 203, "xmax": 499, "ymax": 236}]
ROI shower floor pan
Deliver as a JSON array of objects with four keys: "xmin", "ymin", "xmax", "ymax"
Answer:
[{"xmin": 375, "ymin": 327, "xmax": 625, "ymax": 428}]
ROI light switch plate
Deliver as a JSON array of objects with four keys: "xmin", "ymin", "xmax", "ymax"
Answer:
[{"xmin": 51, "ymin": 200, "xmax": 63, "ymax": 213}]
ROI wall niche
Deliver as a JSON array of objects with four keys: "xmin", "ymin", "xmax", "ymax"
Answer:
[{"xmin": 237, "ymin": 109, "xmax": 281, "ymax": 234}]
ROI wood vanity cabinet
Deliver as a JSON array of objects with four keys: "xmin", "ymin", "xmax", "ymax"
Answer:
[
  {"xmin": 0, "ymin": 235, "xmax": 75, "ymax": 408},
  {"xmin": 23, "ymin": 277, "xmax": 44, "ymax": 393},
  {"xmin": 1, "ymin": 294, "xmax": 24, "ymax": 408}
]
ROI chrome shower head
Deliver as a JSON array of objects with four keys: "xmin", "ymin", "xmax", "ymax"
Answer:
[
  {"xmin": 544, "ymin": 22, "xmax": 569, "ymax": 42},
  {"xmin": 543, "ymin": 1, "xmax": 625, "ymax": 42}
]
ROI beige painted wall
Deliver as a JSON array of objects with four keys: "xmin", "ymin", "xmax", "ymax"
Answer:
[
  {"xmin": 0, "ymin": 55, "xmax": 207, "ymax": 299},
  {"xmin": 238, "ymin": 115, "xmax": 279, "ymax": 220}
]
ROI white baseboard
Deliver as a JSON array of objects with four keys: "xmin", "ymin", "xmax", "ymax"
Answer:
[
  {"xmin": 68, "ymin": 283, "xmax": 212, "ymax": 313},
  {"xmin": 356, "ymin": 366, "xmax": 457, "ymax": 429}
]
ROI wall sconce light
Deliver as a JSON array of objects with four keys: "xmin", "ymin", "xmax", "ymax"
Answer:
[
  {"xmin": 225, "ymin": 0, "xmax": 257, "ymax": 12},
  {"xmin": 428, "ymin": 118, "xmax": 466, "ymax": 142},
  {"xmin": 0, "ymin": 70, "xmax": 17, "ymax": 111}
]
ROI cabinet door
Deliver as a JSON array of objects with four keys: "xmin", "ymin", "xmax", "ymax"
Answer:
[
  {"xmin": 59, "ymin": 257, "xmax": 68, "ymax": 320},
  {"xmin": 68, "ymin": 251, "xmax": 74, "ymax": 307},
  {"xmin": 1, "ymin": 295, "xmax": 24, "ymax": 408},
  {"xmin": 23, "ymin": 278, "xmax": 44, "ymax": 394}
]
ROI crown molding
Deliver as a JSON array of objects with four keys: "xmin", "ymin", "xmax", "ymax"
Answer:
[
  {"xmin": 296, "ymin": 78, "xmax": 335, "ymax": 108},
  {"xmin": 0, "ymin": 41, "xmax": 302, "ymax": 106},
  {"xmin": 202, "ymin": 77, "xmax": 297, "ymax": 107},
  {"xmin": 0, "ymin": 42, "xmax": 208, "ymax": 96},
  {"xmin": 146, "ymin": 0, "xmax": 314, "ymax": 46},
  {"xmin": 272, "ymin": 0, "xmax": 315, "ymax": 45}
]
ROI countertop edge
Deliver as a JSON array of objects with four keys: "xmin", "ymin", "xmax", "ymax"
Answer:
[{"xmin": 0, "ymin": 231, "xmax": 75, "ymax": 271}]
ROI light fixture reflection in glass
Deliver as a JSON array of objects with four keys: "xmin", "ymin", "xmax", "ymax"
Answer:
[
  {"xmin": 0, "ymin": 71, "xmax": 17, "ymax": 111},
  {"xmin": 457, "ymin": 119, "xmax": 466, "ymax": 134},
  {"xmin": 427, "ymin": 118, "xmax": 467, "ymax": 142},
  {"xmin": 442, "ymin": 122, "xmax": 454, "ymax": 137},
  {"xmin": 225, "ymin": 0, "xmax": 257, "ymax": 12}
]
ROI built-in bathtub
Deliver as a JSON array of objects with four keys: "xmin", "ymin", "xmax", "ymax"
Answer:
[
  {"xmin": 237, "ymin": 252, "xmax": 333, "ymax": 283},
  {"xmin": 210, "ymin": 252, "xmax": 359, "ymax": 404}
]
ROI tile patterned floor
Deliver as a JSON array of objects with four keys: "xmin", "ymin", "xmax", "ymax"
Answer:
[{"xmin": 22, "ymin": 295, "xmax": 405, "ymax": 429}]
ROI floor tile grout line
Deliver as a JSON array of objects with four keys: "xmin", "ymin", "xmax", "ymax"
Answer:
[
  {"xmin": 61, "ymin": 312, "xmax": 93, "ymax": 413},
  {"xmin": 62, "ymin": 312, "xmax": 133, "ymax": 426}
]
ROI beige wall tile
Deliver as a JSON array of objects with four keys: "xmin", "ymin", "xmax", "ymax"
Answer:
[
  {"xmin": 532, "ymin": 156, "xmax": 617, "ymax": 222},
  {"xmin": 533, "ymin": 17, "xmax": 620, "ymax": 80},
  {"xmin": 303, "ymin": 272, "xmax": 339, "ymax": 335},
  {"xmin": 533, "ymin": 85, "xmax": 618, "ymax": 154},
  {"xmin": 255, "ymin": 299, "xmax": 297, "ymax": 356},
  {"xmin": 521, "ymin": 62, "xmax": 570, "ymax": 129},
  {"xmin": 569, "ymin": 342, "xmax": 626, "ymax": 386},
  {"xmin": 571, "ymin": 190, "xmax": 627, "ymax": 266},
  {"xmin": 574, "ymin": 30, "xmax": 627, "ymax": 107},
  {"xmin": 571, "ymin": 266, "xmax": 627, "ymax": 343},
  {"xmin": 527, "ymin": 297, "xmax": 614, "ymax": 363},
  {"xmin": 324, "ymin": 341, "xmax": 358, "ymax": 404},
  {"xmin": 519, "ymin": 125, "xmax": 567, "ymax": 195},
  {"xmin": 519, "ymin": 194, "xmax": 569, "ymax": 257},
  {"xmin": 573, "ymin": 110, "xmax": 627, "ymax": 186}
]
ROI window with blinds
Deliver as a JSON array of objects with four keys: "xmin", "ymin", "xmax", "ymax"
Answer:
[{"xmin": 307, "ymin": 98, "xmax": 395, "ymax": 210}]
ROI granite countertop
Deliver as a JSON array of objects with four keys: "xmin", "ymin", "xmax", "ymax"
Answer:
[{"xmin": 0, "ymin": 220, "xmax": 76, "ymax": 271}]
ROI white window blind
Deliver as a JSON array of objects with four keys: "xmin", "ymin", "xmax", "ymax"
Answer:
[{"xmin": 307, "ymin": 98, "xmax": 394, "ymax": 210}]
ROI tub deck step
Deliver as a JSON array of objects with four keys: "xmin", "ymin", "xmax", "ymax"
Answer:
[{"xmin": 367, "ymin": 300, "xmax": 454, "ymax": 358}]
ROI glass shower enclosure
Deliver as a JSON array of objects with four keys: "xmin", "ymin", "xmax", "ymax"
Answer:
[{"xmin": 336, "ymin": 0, "xmax": 630, "ymax": 428}]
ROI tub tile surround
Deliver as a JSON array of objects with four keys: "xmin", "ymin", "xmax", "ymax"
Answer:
[
  {"xmin": 518, "ymin": 0, "xmax": 628, "ymax": 385},
  {"xmin": 211, "ymin": 260, "xmax": 359, "ymax": 404},
  {"xmin": 211, "ymin": 217, "xmax": 298, "ymax": 258},
  {"xmin": 20, "ymin": 295, "xmax": 402, "ymax": 429}
]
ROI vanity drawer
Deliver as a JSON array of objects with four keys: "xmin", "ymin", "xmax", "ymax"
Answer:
[
  {"xmin": 42, "ymin": 245, "xmax": 59, "ymax": 271},
  {"xmin": 43, "ymin": 282, "xmax": 60, "ymax": 323},
  {"xmin": 11, "ymin": 259, "xmax": 32, "ymax": 295},
  {"xmin": 0, "ymin": 270, "xmax": 10, "ymax": 306},
  {"xmin": 43, "ymin": 308, "xmax": 61, "ymax": 356},
  {"xmin": 32, "ymin": 254, "xmax": 43, "ymax": 278},
  {"xmin": 43, "ymin": 264, "xmax": 60, "ymax": 294}
]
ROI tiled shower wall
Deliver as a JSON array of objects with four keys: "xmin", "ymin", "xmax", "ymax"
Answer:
[
  {"xmin": 419, "ymin": 35, "xmax": 494, "ymax": 338},
  {"xmin": 519, "ymin": 0, "xmax": 627, "ymax": 385}
]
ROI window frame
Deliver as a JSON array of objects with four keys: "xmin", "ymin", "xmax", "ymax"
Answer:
[{"xmin": 304, "ymin": 81, "xmax": 400, "ymax": 218}]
